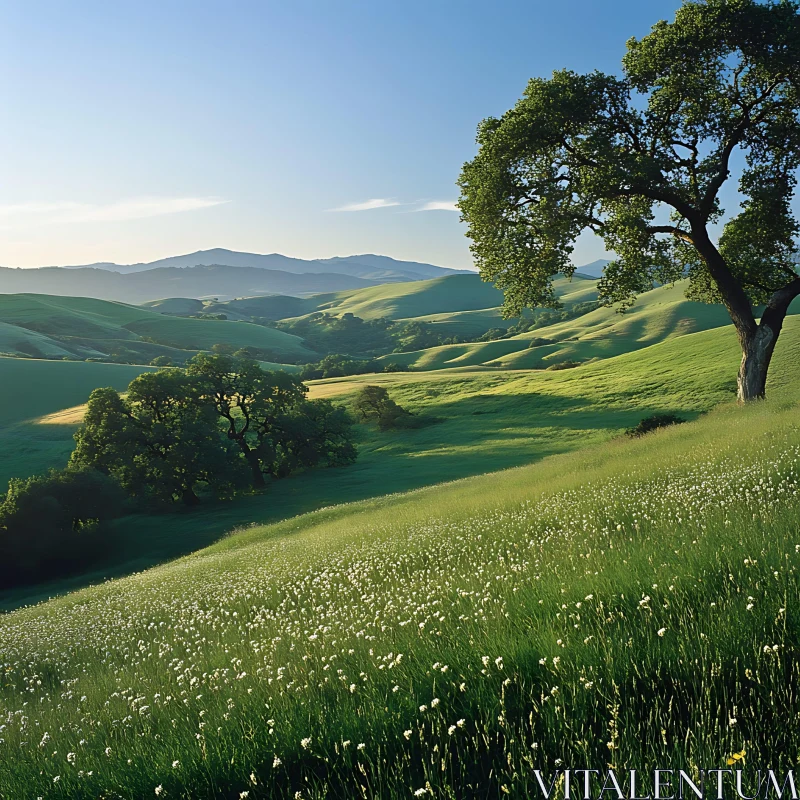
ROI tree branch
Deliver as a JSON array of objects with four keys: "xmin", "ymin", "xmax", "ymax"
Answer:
[
  {"xmin": 700, "ymin": 78, "xmax": 787, "ymax": 218},
  {"xmin": 645, "ymin": 225, "xmax": 694, "ymax": 244},
  {"xmin": 762, "ymin": 277, "xmax": 800, "ymax": 331}
]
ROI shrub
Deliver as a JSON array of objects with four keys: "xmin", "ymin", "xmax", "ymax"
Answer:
[
  {"xmin": 626, "ymin": 414, "xmax": 686, "ymax": 437},
  {"xmin": 545, "ymin": 360, "xmax": 582, "ymax": 371},
  {"xmin": 0, "ymin": 468, "xmax": 126, "ymax": 588}
]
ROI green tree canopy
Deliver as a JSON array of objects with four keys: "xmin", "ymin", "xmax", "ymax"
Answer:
[
  {"xmin": 0, "ymin": 467, "xmax": 125, "ymax": 587},
  {"xmin": 186, "ymin": 353, "xmax": 308, "ymax": 487},
  {"xmin": 458, "ymin": 0, "xmax": 800, "ymax": 401},
  {"xmin": 72, "ymin": 371, "xmax": 243, "ymax": 505}
]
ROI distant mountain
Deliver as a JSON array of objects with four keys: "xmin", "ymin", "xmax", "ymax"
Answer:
[
  {"xmin": 573, "ymin": 259, "xmax": 610, "ymax": 278},
  {"xmin": 0, "ymin": 264, "xmax": 379, "ymax": 304},
  {"xmin": 55, "ymin": 249, "xmax": 468, "ymax": 283}
]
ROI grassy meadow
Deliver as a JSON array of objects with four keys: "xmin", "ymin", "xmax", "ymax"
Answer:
[
  {"xmin": 1, "ymin": 354, "xmax": 799, "ymax": 796},
  {"xmin": 0, "ymin": 294, "xmax": 314, "ymax": 363},
  {"xmin": 3, "ymin": 315, "xmax": 800, "ymax": 611},
  {"xmin": 377, "ymin": 281, "xmax": 750, "ymax": 371}
]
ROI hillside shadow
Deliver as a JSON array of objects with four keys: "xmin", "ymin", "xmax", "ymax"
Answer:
[{"xmin": 0, "ymin": 387, "xmax": 700, "ymax": 612}]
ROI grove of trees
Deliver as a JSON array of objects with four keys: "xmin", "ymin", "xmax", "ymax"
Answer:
[
  {"xmin": 71, "ymin": 355, "xmax": 357, "ymax": 505},
  {"xmin": 458, "ymin": 0, "xmax": 800, "ymax": 401},
  {"xmin": 0, "ymin": 356, "xmax": 358, "ymax": 588}
]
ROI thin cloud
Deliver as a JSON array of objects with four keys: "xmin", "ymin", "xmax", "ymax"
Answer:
[
  {"xmin": 415, "ymin": 200, "xmax": 459, "ymax": 212},
  {"xmin": 328, "ymin": 198, "xmax": 402, "ymax": 212},
  {"xmin": 0, "ymin": 196, "xmax": 228, "ymax": 227}
]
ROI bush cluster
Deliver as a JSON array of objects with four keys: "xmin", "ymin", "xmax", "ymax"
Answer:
[
  {"xmin": 626, "ymin": 414, "xmax": 686, "ymax": 437},
  {"xmin": 0, "ymin": 468, "xmax": 126, "ymax": 587},
  {"xmin": 353, "ymin": 385, "xmax": 438, "ymax": 431}
]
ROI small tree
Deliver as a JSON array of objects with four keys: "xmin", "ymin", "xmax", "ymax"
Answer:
[
  {"xmin": 354, "ymin": 385, "xmax": 412, "ymax": 430},
  {"xmin": 458, "ymin": 0, "xmax": 800, "ymax": 402},
  {"xmin": 267, "ymin": 399, "xmax": 358, "ymax": 478}
]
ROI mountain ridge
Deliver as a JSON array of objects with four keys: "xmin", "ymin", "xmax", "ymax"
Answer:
[
  {"xmin": 41, "ymin": 249, "xmax": 471, "ymax": 283},
  {"xmin": 0, "ymin": 264, "xmax": 380, "ymax": 303}
]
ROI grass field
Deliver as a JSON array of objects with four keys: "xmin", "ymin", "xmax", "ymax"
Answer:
[
  {"xmin": 0, "ymin": 294, "xmax": 314, "ymax": 363},
  {"xmin": 378, "ymin": 281, "xmax": 750, "ymax": 370},
  {"xmin": 1, "ymin": 328, "xmax": 799, "ymax": 796},
  {"xmin": 3, "ymin": 315, "xmax": 799, "ymax": 614}
]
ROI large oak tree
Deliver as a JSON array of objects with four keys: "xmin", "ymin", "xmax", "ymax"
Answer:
[{"xmin": 458, "ymin": 0, "xmax": 800, "ymax": 401}]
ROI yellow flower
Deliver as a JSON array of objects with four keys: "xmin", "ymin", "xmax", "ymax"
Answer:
[{"xmin": 726, "ymin": 749, "xmax": 746, "ymax": 765}]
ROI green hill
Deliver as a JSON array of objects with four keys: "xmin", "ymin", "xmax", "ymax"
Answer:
[
  {"xmin": 4, "ymin": 315, "xmax": 799, "ymax": 608},
  {"xmin": 1, "ymin": 316, "xmax": 799, "ymax": 796},
  {"xmin": 0, "ymin": 294, "xmax": 315, "ymax": 363},
  {"xmin": 378, "ymin": 280, "xmax": 764, "ymax": 370},
  {"xmin": 299, "ymin": 273, "xmax": 507, "ymax": 320},
  {"xmin": 158, "ymin": 273, "xmax": 599, "ymax": 327},
  {"xmin": 140, "ymin": 297, "xmax": 206, "ymax": 315}
]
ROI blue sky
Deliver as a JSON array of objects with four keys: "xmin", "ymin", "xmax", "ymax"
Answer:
[{"xmin": 1, "ymin": 0, "xmax": 684, "ymax": 268}]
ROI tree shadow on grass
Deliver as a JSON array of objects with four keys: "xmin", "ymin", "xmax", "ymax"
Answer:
[{"xmin": 0, "ymin": 391, "xmax": 700, "ymax": 612}]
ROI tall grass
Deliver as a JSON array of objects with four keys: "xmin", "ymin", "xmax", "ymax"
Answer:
[{"xmin": 1, "ymin": 399, "xmax": 799, "ymax": 798}]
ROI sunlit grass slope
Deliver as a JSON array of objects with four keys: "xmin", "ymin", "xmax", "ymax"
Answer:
[
  {"xmin": 1, "ymin": 351, "xmax": 799, "ymax": 796},
  {"xmin": 0, "ymin": 358, "xmax": 156, "ymax": 495},
  {"xmin": 3, "ymin": 318, "xmax": 799, "ymax": 610},
  {"xmin": 295, "ymin": 273, "xmax": 506, "ymax": 320},
  {"xmin": 0, "ymin": 356, "xmax": 155, "ymax": 427},
  {"xmin": 0, "ymin": 294, "xmax": 314, "ymax": 361},
  {"xmin": 153, "ymin": 274, "xmax": 599, "ymax": 339},
  {"xmin": 379, "ymin": 281, "xmax": 747, "ymax": 370}
]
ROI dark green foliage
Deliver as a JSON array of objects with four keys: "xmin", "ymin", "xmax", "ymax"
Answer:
[
  {"xmin": 275, "ymin": 312, "xmax": 397, "ymax": 357},
  {"xmin": 72, "ymin": 359, "xmax": 357, "ymax": 502},
  {"xmin": 299, "ymin": 353, "xmax": 384, "ymax": 380},
  {"xmin": 354, "ymin": 385, "xmax": 398, "ymax": 421},
  {"xmin": 268, "ymin": 399, "xmax": 357, "ymax": 478},
  {"xmin": 392, "ymin": 320, "xmax": 459, "ymax": 352},
  {"xmin": 150, "ymin": 355, "xmax": 173, "ymax": 366},
  {"xmin": 353, "ymin": 385, "xmax": 434, "ymax": 431},
  {"xmin": 71, "ymin": 372, "xmax": 246, "ymax": 506},
  {"xmin": 186, "ymin": 354, "xmax": 310, "ymax": 488},
  {"xmin": 545, "ymin": 360, "xmax": 583, "ymax": 371},
  {"xmin": 0, "ymin": 467, "xmax": 125, "ymax": 587},
  {"xmin": 627, "ymin": 414, "xmax": 686, "ymax": 437},
  {"xmin": 299, "ymin": 354, "xmax": 412, "ymax": 380},
  {"xmin": 476, "ymin": 327, "xmax": 507, "ymax": 342},
  {"xmin": 458, "ymin": 0, "xmax": 800, "ymax": 400}
]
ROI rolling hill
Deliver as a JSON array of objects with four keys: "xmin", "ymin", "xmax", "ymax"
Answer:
[
  {"xmin": 3, "ymin": 312, "xmax": 799, "ymax": 586},
  {"xmin": 168, "ymin": 272, "xmax": 599, "ymax": 333},
  {"xmin": 376, "ymin": 279, "xmax": 775, "ymax": 370},
  {"xmin": 1, "ymin": 316, "xmax": 799, "ymax": 796},
  {"xmin": 0, "ymin": 294, "xmax": 315, "ymax": 363}
]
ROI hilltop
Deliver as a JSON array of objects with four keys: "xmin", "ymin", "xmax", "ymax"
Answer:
[{"xmin": 0, "ymin": 293, "xmax": 314, "ymax": 363}]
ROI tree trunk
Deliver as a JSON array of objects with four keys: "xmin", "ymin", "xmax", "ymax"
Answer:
[
  {"xmin": 244, "ymin": 448, "xmax": 266, "ymax": 489},
  {"xmin": 182, "ymin": 488, "xmax": 201, "ymax": 506},
  {"xmin": 736, "ymin": 277, "xmax": 800, "ymax": 403},
  {"xmin": 737, "ymin": 323, "xmax": 777, "ymax": 402}
]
